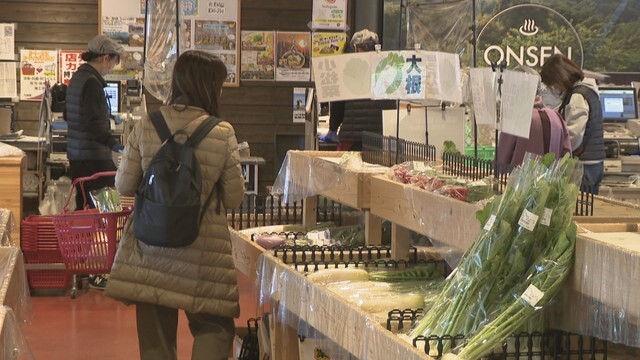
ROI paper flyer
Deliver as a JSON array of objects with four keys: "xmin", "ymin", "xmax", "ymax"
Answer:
[
  {"xmin": 59, "ymin": 50, "xmax": 84, "ymax": 86},
  {"xmin": 293, "ymin": 88, "xmax": 307, "ymax": 123},
  {"xmin": 312, "ymin": 52, "xmax": 372, "ymax": 103},
  {"xmin": 312, "ymin": 0, "xmax": 348, "ymax": 30},
  {"xmin": 0, "ymin": 62, "xmax": 17, "ymax": 99},
  {"xmin": 101, "ymin": 16, "xmax": 144, "ymax": 80},
  {"xmin": 0, "ymin": 23, "xmax": 15, "ymax": 61},
  {"xmin": 470, "ymin": 67, "xmax": 537, "ymax": 138},
  {"xmin": 276, "ymin": 31, "xmax": 311, "ymax": 82},
  {"xmin": 240, "ymin": 31, "xmax": 275, "ymax": 81},
  {"xmin": 312, "ymin": 32, "xmax": 347, "ymax": 58},
  {"xmin": 19, "ymin": 49, "xmax": 58, "ymax": 101}
]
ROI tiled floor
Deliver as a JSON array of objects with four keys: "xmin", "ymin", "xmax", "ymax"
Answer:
[
  {"xmin": 21, "ymin": 271, "xmax": 260, "ymax": 360},
  {"xmin": 23, "ymin": 289, "xmax": 193, "ymax": 359}
]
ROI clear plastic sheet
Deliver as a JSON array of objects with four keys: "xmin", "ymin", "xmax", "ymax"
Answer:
[
  {"xmin": 409, "ymin": 154, "xmax": 583, "ymax": 357},
  {"xmin": 0, "ymin": 143, "xmax": 25, "ymax": 157},
  {"xmin": 143, "ymin": 0, "xmax": 186, "ymax": 102},
  {"xmin": 0, "ymin": 248, "xmax": 32, "ymax": 326},
  {"xmin": 38, "ymin": 177, "xmax": 74, "ymax": 215},
  {"xmin": 0, "ymin": 209, "xmax": 15, "ymax": 247},
  {"xmin": 271, "ymin": 151, "xmax": 387, "ymax": 205},
  {"xmin": 0, "ymin": 306, "xmax": 33, "ymax": 360},
  {"xmin": 257, "ymin": 253, "xmax": 434, "ymax": 360},
  {"xmin": 548, "ymin": 229, "xmax": 640, "ymax": 347}
]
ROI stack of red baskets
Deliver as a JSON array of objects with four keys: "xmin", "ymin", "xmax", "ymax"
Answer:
[{"xmin": 20, "ymin": 215, "xmax": 71, "ymax": 290}]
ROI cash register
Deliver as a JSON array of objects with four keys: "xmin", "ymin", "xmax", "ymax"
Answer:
[{"xmin": 600, "ymin": 86, "xmax": 640, "ymax": 176}]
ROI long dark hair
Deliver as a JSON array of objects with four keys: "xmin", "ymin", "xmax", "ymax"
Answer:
[
  {"xmin": 540, "ymin": 54, "xmax": 583, "ymax": 92},
  {"xmin": 168, "ymin": 50, "xmax": 227, "ymax": 117}
]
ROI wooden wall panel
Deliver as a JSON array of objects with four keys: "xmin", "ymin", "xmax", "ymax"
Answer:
[{"xmin": 5, "ymin": 0, "xmax": 324, "ymax": 195}]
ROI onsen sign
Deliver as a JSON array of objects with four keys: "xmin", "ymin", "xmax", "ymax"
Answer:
[{"xmin": 477, "ymin": 4, "xmax": 583, "ymax": 68}]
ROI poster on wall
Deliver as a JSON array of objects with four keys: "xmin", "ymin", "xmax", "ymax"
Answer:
[
  {"xmin": 0, "ymin": 23, "xmax": 15, "ymax": 61},
  {"xmin": 276, "ymin": 31, "xmax": 311, "ymax": 82},
  {"xmin": 20, "ymin": 49, "xmax": 58, "ymax": 101},
  {"xmin": 59, "ymin": 50, "xmax": 84, "ymax": 86},
  {"xmin": 101, "ymin": 0, "xmax": 240, "ymax": 86},
  {"xmin": 0, "ymin": 63, "xmax": 17, "ymax": 99},
  {"xmin": 99, "ymin": 0, "xmax": 145, "ymax": 81},
  {"xmin": 293, "ymin": 88, "xmax": 307, "ymax": 123},
  {"xmin": 312, "ymin": 0, "xmax": 347, "ymax": 31},
  {"xmin": 311, "ymin": 32, "xmax": 347, "ymax": 58},
  {"xmin": 240, "ymin": 31, "xmax": 275, "ymax": 81}
]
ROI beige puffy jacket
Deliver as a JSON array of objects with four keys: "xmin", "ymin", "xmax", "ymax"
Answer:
[{"xmin": 104, "ymin": 105, "xmax": 244, "ymax": 317}]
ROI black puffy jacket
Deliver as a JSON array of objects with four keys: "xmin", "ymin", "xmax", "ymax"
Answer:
[
  {"xmin": 330, "ymin": 99, "xmax": 397, "ymax": 142},
  {"xmin": 65, "ymin": 63, "xmax": 117, "ymax": 161}
]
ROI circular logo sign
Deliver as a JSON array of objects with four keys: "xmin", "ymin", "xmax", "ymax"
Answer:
[{"xmin": 477, "ymin": 4, "xmax": 583, "ymax": 69}]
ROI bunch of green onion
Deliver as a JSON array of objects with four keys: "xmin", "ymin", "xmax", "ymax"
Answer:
[{"xmin": 409, "ymin": 153, "xmax": 582, "ymax": 358}]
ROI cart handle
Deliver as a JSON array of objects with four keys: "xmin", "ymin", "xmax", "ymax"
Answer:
[{"xmin": 63, "ymin": 171, "xmax": 118, "ymax": 212}]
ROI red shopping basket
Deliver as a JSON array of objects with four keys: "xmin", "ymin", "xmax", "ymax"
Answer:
[
  {"xmin": 21, "ymin": 215, "xmax": 71, "ymax": 289},
  {"xmin": 52, "ymin": 171, "xmax": 133, "ymax": 275}
]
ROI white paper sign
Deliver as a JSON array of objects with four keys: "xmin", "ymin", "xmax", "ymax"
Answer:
[
  {"xmin": 521, "ymin": 284, "xmax": 545, "ymax": 307},
  {"xmin": 500, "ymin": 70, "xmax": 538, "ymax": 138},
  {"xmin": 470, "ymin": 67, "xmax": 498, "ymax": 125},
  {"xmin": 518, "ymin": 209, "xmax": 539, "ymax": 231},
  {"xmin": 470, "ymin": 68, "xmax": 538, "ymax": 137},
  {"xmin": 382, "ymin": 107, "xmax": 465, "ymax": 157},
  {"xmin": 0, "ymin": 62, "xmax": 17, "ymax": 99},
  {"xmin": 371, "ymin": 51, "xmax": 426, "ymax": 101},
  {"xmin": 0, "ymin": 23, "xmax": 15, "ymax": 61},
  {"xmin": 424, "ymin": 51, "xmax": 463, "ymax": 103},
  {"xmin": 313, "ymin": 52, "xmax": 372, "ymax": 102},
  {"xmin": 540, "ymin": 208, "xmax": 553, "ymax": 226},
  {"xmin": 483, "ymin": 214, "xmax": 497, "ymax": 231}
]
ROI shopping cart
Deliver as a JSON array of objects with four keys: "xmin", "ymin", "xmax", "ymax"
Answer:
[{"xmin": 52, "ymin": 171, "xmax": 133, "ymax": 298}]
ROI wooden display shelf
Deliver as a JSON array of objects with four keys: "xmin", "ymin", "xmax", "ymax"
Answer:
[
  {"xmin": 0, "ymin": 156, "xmax": 25, "ymax": 245},
  {"xmin": 370, "ymin": 175, "xmax": 482, "ymax": 260},
  {"xmin": 258, "ymin": 252, "xmax": 431, "ymax": 360},
  {"xmin": 286, "ymin": 150, "xmax": 386, "ymax": 246}
]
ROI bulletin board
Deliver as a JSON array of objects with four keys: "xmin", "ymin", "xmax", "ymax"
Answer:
[{"xmin": 99, "ymin": 0, "xmax": 241, "ymax": 86}]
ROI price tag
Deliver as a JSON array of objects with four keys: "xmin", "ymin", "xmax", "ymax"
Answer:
[
  {"xmin": 412, "ymin": 161, "xmax": 427, "ymax": 172},
  {"xmin": 521, "ymin": 284, "xmax": 545, "ymax": 307},
  {"xmin": 518, "ymin": 209, "xmax": 539, "ymax": 231},
  {"xmin": 540, "ymin": 208, "xmax": 553, "ymax": 226},
  {"xmin": 483, "ymin": 214, "xmax": 497, "ymax": 231},
  {"xmin": 307, "ymin": 230, "xmax": 331, "ymax": 246}
]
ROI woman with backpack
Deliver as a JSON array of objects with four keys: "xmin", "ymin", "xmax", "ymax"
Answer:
[{"xmin": 105, "ymin": 50, "xmax": 245, "ymax": 360}]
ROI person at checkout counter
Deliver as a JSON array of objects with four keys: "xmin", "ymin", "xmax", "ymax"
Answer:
[
  {"xmin": 541, "ymin": 54, "xmax": 605, "ymax": 194},
  {"xmin": 497, "ymin": 66, "xmax": 571, "ymax": 167},
  {"xmin": 65, "ymin": 35, "xmax": 126, "ymax": 288},
  {"xmin": 322, "ymin": 29, "xmax": 396, "ymax": 151}
]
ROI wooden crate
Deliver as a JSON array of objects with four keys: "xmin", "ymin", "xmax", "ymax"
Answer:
[
  {"xmin": 287, "ymin": 151, "xmax": 386, "ymax": 210},
  {"xmin": 0, "ymin": 156, "xmax": 25, "ymax": 245},
  {"xmin": 370, "ymin": 175, "xmax": 482, "ymax": 257}
]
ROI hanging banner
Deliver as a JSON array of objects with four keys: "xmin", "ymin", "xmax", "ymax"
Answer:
[
  {"xmin": 312, "ymin": 0, "xmax": 347, "ymax": 31},
  {"xmin": 20, "ymin": 49, "xmax": 58, "ymax": 101},
  {"xmin": 371, "ymin": 51, "xmax": 426, "ymax": 101},
  {"xmin": 240, "ymin": 30, "xmax": 275, "ymax": 81},
  {"xmin": 0, "ymin": 23, "xmax": 15, "ymax": 61},
  {"xmin": 311, "ymin": 32, "xmax": 348, "ymax": 58},
  {"xmin": 312, "ymin": 52, "xmax": 372, "ymax": 103},
  {"xmin": 276, "ymin": 31, "xmax": 311, "ymax": 82},
  {"xmin": 59, "ymin": 50, "xmax": 85, "ymax": 86}
]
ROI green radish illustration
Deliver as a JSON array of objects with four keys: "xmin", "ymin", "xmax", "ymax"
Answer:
[{"xmin": 374, "ymin": 52, "xmax": 404, "ymax": 94}]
